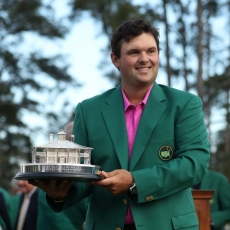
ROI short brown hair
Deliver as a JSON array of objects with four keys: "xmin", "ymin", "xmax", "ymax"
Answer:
[{"xmin": 111, "ymin": 19, "xmax": 160, "ymax": 58}]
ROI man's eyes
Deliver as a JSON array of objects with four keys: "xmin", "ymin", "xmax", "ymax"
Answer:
[
  {"xmin": 148, "ymin": 49, "xmax": 156, "ymax": 53},
  {"xmin": 129, "ymin": 50, "xmax": 139, "ymax": 54},
  {"xmin": 128, "ymin": 49, "xmax": 156, "ymax": 55}
]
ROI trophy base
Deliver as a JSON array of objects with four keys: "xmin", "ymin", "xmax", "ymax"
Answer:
[
  {"xmin": 15, "ymin": 172, "xmax": 102, "ymax": 182},
  {"xmin": 15, "ymin": 163, "xmax": 103, "ymax": 182}
]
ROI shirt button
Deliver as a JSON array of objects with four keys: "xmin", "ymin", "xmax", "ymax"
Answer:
[{"xmin": 123, "ymin": 199, "xmax": 128, "ymax": 205}]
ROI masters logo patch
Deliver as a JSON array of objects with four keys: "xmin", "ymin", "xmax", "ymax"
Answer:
[{"xmin": 159, "ymin": 146, "xmax": 173, "ymax": 161}]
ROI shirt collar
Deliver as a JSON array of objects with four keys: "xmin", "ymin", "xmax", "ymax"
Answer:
[{"xmin": 121, "ymin": 84, "xmax": 153, "ymax": 111}]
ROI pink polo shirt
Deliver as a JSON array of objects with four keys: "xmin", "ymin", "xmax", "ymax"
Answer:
[{"xmin": 121, "ymin": 85, "xmax": 153, "ymax": 224}]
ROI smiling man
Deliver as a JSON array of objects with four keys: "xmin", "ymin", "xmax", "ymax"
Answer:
[{"xmin": 31, "ymin": 19, "xmax": 210, "ymax": 230}]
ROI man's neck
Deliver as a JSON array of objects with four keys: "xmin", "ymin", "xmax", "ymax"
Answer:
[{"xmin": 122, "ymin": 84, "xmax": 153, "ymax": 106}]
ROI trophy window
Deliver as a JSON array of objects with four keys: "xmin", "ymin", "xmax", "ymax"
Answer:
[
  {"xmin": 47, "ymin": 149, "xmax": 57, "ymax": 163},
  {"xmin": 69, "ymin": 149, "xmax": 80, "ymax": 164},
  {"xmin": 80, "ymin": 149, "xmax": 91, "ymax": 164},
  {"xmin": 58, "ymin": 149, "xmax": 67, "ymax": 163}
]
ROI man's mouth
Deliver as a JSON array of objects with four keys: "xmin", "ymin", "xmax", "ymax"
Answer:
[{"xmin": 135, "ymin": 67, "xmax": 150, "ymax": 71}]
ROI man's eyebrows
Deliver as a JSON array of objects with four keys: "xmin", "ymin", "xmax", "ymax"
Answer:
[
  {"xmin": 126, "ymin": 46, "xmax": 157, "ymax": 52},
  {"xmin": 149, "ymin": 46, "xmax": 157, "ymax": 50}
]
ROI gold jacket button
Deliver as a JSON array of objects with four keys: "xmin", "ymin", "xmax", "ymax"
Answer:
[
  {"xmin": 116, "ymin": 228, "xmax": 121, "ymax": 230},
  {"xmin": 146, "ymin": 196, "xmax": 154, "ymax": 201},
  {"xmin": 123, "ymin": 199, "xmax": 128, "ymax": 205}
]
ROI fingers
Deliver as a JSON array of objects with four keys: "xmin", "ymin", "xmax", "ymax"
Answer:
[
  {"xmin": 59, "ymin": 180, "xmax": 74, "ymax": 194},
  {"xmin": 28, "ymin": 178, "xmax": 74, "ymax": 200},
  {"xmin": 99, "ymin": 170, "xmax": 118, "ymax": 178},
  {"xmin": 100, "ymin": 171, "xmax": 108, "ymax": 178},
  {"xmin": 28, "ymin": 179, "xmax": 37, "ymax": 186},
  {"xmin": 28, "ymin": 179, "xmax": 48, "ymax": 189},
  {"xmin": 87, "ymin": 169, "xmax": 134, "ymax": 196}
]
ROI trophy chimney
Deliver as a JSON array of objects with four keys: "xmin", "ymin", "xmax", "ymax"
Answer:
[{"xmin": 49, "ymin": 134, "xmax": 53, "ymax": 142}]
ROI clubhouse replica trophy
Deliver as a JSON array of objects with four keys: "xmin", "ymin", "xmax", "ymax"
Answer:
[{"xmin": 15, "ymin": 130, "xmax": 102, "ymax": 181}]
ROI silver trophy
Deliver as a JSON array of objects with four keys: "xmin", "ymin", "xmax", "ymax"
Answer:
[{"xmin": 15, "ymin": 130, "xmax": 102, "ymax": 182}]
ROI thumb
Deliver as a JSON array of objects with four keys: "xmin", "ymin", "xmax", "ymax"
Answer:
[
  {"xmin": 101, "ymin": 170, "xmax": 119, "ymax": 178},
  {"xmin": 100, "ymin": 171, "xmax": 109, "ymax": 178}
]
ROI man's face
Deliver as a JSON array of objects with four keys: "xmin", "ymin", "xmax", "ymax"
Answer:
[
  {"xmin": 17, "ymin": 180, "xmax": 34, "ymax": 194},
  {"xmin": 111, "ymin": 32, "xmax": 159, "ymax": 89}
]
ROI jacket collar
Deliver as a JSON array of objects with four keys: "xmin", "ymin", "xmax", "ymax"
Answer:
[{"xmin": 102, "ymin": 83, "xmax": 166, "ymax": 170}]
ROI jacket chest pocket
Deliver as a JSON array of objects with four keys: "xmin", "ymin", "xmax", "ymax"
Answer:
[{"xmin": 149, "ymin": 131, "xmax": 175, "ymax": 162}]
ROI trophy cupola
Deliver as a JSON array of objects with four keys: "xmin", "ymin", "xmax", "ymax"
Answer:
[{"xmin": 57, "ymin": 129, "xmax": 67, "ymax": 141}]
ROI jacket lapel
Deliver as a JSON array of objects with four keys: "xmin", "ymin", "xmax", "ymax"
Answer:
[
  {"xmin": 101, "ymin": 83, "xmax": 166, "ymax": 170},
  {"xmin": 102, "ymin": 86, "xmax": 129, "ymax": 169},
  {"xmin": 129, "ymin": 83, "xmax": 166, "ymax": 170}
]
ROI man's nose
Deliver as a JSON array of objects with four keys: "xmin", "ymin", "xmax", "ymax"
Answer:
[{"xmin": 138, "ymin": 52, "xmax": 149, "ymax": 63}]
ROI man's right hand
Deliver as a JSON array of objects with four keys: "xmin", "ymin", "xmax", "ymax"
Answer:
[{"xmin": 28, "ymin": 179, "xmax": 74, "ymax": 200}]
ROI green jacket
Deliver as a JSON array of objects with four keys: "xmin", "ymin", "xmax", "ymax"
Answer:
[
  {"xmin": 0, "ymin": 187, "xmax": 12, "ymax": 230},
  {"xmin": 51, "ymin": 83, "xmax": 210, "ymax": 230},
  {"xmin": 200, "ymin": 170, "xmax": 230, "ymax": 230}
]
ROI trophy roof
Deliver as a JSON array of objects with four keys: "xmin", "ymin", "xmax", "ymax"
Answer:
[
  {"xmin": 32, "ymin": 129, "xmax": 92, "ymax": 150},
  {"xmin": 33, "ymin": 139, "xmax": 92, "ymax": 150}
]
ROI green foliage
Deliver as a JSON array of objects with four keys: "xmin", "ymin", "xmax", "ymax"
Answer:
[
  {"xmin": 2, "ymin": 0, "xmax": 67, "ymax": 37},
  {"xmin": 204, "ymin": 72, "xmax": 230, "ymax": 178},
  {"xmin": 204, "ymin": 74, "xmax": 230, "ymax": 109},
  {"xmin": 0, "ymin": 0, "xmax": 80, "ymax": 191},
  {"xmin": 209, "ymin": 129, "xmax": 230, "ymax": 180},
  {"xmin": 69, "ymin": 0, "xmax": 160, "ymax": 84}
]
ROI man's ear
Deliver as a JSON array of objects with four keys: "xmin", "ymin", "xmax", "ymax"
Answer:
[{"xmin": 110, "ymin": 52, "xmax": 120, "ymax": 69}]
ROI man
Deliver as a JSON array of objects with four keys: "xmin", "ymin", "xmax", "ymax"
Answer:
[
  {"xmin": 13, "ymin": 180, "xmax": 86, "ymax": 230},
  {"xmin": 14, "ymin": 180, "xmax": 38, "ymax": 230},
  {"xmin": 11, "ymin": 178, "xmax": 20, "ymax": 195},
  {"xmin": 30, "ymin": 19, "xmax": 210, "ymax": 230},
  {"xmin": 193, "ymin": 170, "xmax": 230, "ymax": 230}
]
